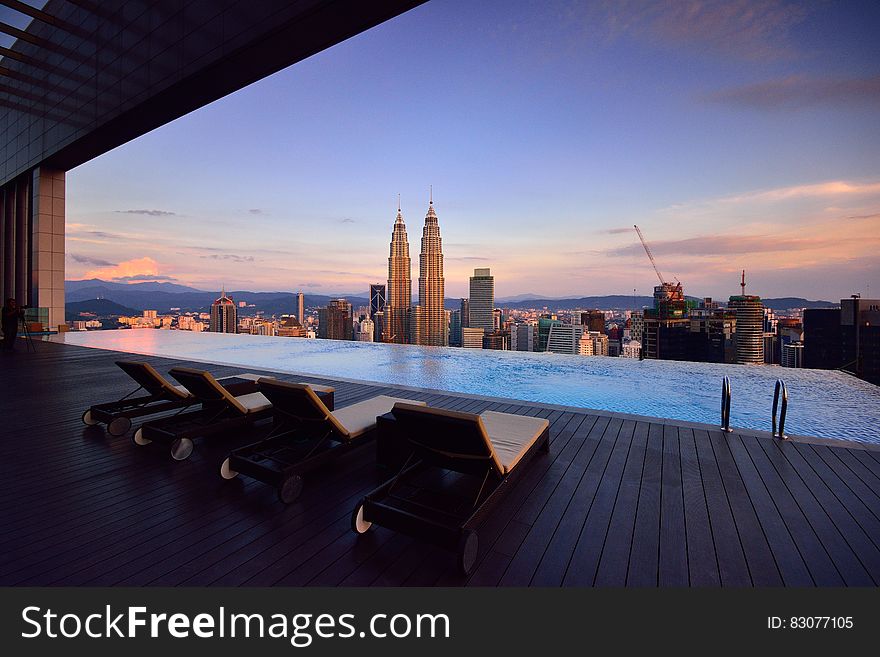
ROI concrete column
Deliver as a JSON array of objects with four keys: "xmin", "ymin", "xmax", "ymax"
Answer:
[
  {"xmin": 15, "ymin": 175, "xmax": 31, "ymax": 303},
  {"xmin": 3, "ymin": 185, "xmax": 14, "ymax": 303},
  {"xmin": 0, "ymin": 187, "xmax": 6, "ymax": 305},
  {"xmin": 31, "ymin": 168, "xmax": 65, "ymax": 329}
]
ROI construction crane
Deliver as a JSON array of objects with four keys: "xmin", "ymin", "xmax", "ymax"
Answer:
[{"xmin": 633, "ymin": 224, "xmax": 666, "ymax": 286}]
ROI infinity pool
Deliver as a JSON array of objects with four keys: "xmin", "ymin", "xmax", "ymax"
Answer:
[{"xmin": 52, "ymin": 330, "xmax": 880, "ymax": 444}]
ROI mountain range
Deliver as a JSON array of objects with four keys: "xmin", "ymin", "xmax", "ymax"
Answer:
[{"xmin": 64, "ymin": 279, "xmax": 838, "ymax": 316}]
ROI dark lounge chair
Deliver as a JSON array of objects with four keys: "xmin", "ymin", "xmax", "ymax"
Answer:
[
  {"xmin": 81, "ymin": 360, "xmax": 198, "ymax": 436},
  {"xmin": 221, "ymin": 379, "xmax": 425, "ymax": 503},
  {"xmin": 352, "ymin": 403, "xmax": 550, "ymax": 575},
  {"xmin": 133, "ymin": 367, "xmax": 277, "ymax": 460}
]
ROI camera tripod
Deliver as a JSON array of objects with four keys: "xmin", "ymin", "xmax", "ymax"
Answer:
[{"xmin": 17, "ymin": 313, "xmax": 37, "ymax": 352}]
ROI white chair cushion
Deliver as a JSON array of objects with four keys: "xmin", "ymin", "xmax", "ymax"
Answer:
[
  {"xmin": 479, "ymin": 411, "xmax": 549, "ymax": 473},
  {"xmin": 299, "ymin": 383, "xmax": 334, "ymax": 394},
  {"xmin": 332, "ymin": 396, "xmax": 426, "ymax": 440},
  {"xmin": 234, "ymin": 392, "xmax": 272, "ymax": 414},
  {"xmin": 217, "ymin": 372, "xmax": 274, "ymax": 382},
  {"xmin": 172, "ymin": 384, "xmax": 193, "ymax": 397}
]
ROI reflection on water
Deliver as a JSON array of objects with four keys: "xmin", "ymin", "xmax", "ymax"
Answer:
[{"xmin": 52, "ymin": 330, "xmax": 880, "ymax": 444}]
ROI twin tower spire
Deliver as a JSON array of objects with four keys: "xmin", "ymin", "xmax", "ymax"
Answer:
[{"xmin": 386, "ymin": 190, "xmax": 446, "ymax": 346}]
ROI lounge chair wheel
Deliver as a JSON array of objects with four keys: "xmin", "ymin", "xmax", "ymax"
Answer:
[
  {"xmin": 132, "ymin": 428, "xmax": 151, "ymax": 445},
  {"xmin": 278, "ymin": 474, "xmax": 303, "ymax": 504},
  {"xmin": 170, "ymin": 438, "xmax": 194, "ymax": 461},
  {"xmin": 351, "ymin": 500, "xmax": 372, "ymax": 534},
  {"xmin": 458, "ymin": 530, "xmax": 479, "ymax": 576},
  {"xmin": 220, "ymin": 457, "xmax": 238, "ymax": 480},
  {"xmin": 81, "ymin": 409, "xmax": 98, "ymax": 426},
  {"xmin": 107, "ymin": 416, "xmax": 132, "ymax": 437}
]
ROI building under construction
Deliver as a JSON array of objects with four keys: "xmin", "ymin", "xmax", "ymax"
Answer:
[{"xmin": 634, "ymin": 226, "xmax": 693, "ymax": 360}]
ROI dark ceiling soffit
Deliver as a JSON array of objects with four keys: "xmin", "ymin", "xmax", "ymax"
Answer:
[{"xmin": 40, "ymin": 0, "xmax": 427, "ymax": 173}]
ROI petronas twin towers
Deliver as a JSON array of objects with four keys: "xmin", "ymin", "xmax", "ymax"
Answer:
[{"xmin": 385, "ymin": 192, "xmax": 446, "ymax": 346}]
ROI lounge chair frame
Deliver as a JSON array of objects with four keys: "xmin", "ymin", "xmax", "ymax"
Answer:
[
  {"xmin": 135, "ymin": 368, "xmax": 273, "ymax": 460},
  {"xmin": 354, "ymin": 408, "xmax": 550, "ymax": 575},
  {"xmin": 82, "ymin": 361, "xmax": 196, "ymax": 436},
  {"xmin": 223, "ymin": 381, "xmax": 375, "ymax": 504}
]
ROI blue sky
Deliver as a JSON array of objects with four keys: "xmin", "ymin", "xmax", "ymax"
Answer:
[{"xmin": 54, "ymin": 0, "xmax": 880, "ymax": 300}]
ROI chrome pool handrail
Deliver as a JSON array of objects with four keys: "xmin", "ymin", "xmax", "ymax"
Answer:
[
  {"xmin": 720, "ymin": 375, "xmax": 732, "ymax": 433},
  {"xmin": 772, "ymin": 379, "xmax": 788, "ymax": 440}
]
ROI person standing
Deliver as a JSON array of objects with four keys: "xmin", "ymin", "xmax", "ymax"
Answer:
[{"xmin": 1, "ymin": 298, "xmax": 24, "ymax": 351}]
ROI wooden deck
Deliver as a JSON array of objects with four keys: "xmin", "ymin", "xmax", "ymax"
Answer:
[{"xmin": 1, "ymin": 341, "xmax": 879, "ymax": 586}]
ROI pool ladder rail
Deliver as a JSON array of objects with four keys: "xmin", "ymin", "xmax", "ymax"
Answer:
[
  {"xmin": 720, "ymin": 376, "xmax": 788, "ymax": 440},
  {"xmin": 772, "ymin": 379, "xmax": 789, "ymax": 440},
  {"xmin": 720, "ymin": 375, "xmax": 732, "ymax": 433}
]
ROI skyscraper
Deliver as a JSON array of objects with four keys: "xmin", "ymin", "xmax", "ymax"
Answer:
[
  {"xmin": 580, "ymin": 310, "xmax": 605, "ymax": 334},
  {"xmin": 510, "ymin": 322, "xmax": 536, "ymax": 351},
  {"xmin": 449, "ymin": 309, "xmax": 462, "ymax": 347},
  {"xmin": 369, "ymin": 283, "xmax": 386, "ymax": 319},
  {"xmin": 414, "ymin": 194, "xmax": 446, "ymax": 346},
  {"xmin": 210, "ymin": 287, "xmax": 237, "ymax": 333},
  {"xmin": 469, "ymin": 268, "xmax": 494, "ymax": 333},
  {"xmin": 385, "ymin": 200, "xmax": 411, "ymax": 344},
  {"xmin": 355, "ymin": 316, "xmax": 375, "ymax": 342},
  {"xmin": 296, "ymin": 291, "xmax": 304, "ymax": 326},
  {"xmin": 318, "ymin": 299, "xmax": 352, "ymax": 341},
  {"xmin": 728, "ymin": 272, "xmax": 764, "ymax": 365},
  {"xmin": 546, "ymin": 324, "xmax": 584, "ymax": 355}
]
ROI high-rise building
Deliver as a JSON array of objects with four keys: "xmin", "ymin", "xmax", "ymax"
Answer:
[
  {"xmin": 840, "ymin": 296, "xmax": 880, "ymax": 385},
  {"xmin": 210, "ymin": 288, "xmax": 237, "ymax": 333},
  {"xmin": 414, "ymin": 196, "xmax": 446, "ymax": 346},
  {"xmin": 781, "ymin": 341, "xmax": 804, "ymax": 368},
  {"xmin": 355, "ymin": 316, "xmax": 374, "ymax": 342},
  {"xmin": 372, "ymin": 310, "xmax": 385, "ymax": 343},
  {"xmin": 482, "ymin": 330, "xmax": 508, "ymax": 350},
  {"xmin": 546, "ymin": 324, "xmax": 583, "ymax": 355},
  {"xmin": 469, "ymin": 268, "xmax": 494, "ymax": 333},
  {"xmin": 580, "ymin": 310, "xmax": 605, "ymax": 334},
  {"xmin": 277, "ymin": 315, "xmax": 306, "ymax": 337},
  {"xmin": 449, "ymin": 310, "xmax": 462, "ymax": 347},
  {"xmin": 318, "ymin": 299, "xmax": 352, "ymax": 341},
  {"xmin": 578, "ymin": 331, "xmax": 594, "ymax": 356},
  {"xmin": 630, "ymin": 311, "xmax": 644, "ymax": 344},
  {"xmin": 385, "ymin": 201, "xmax": 411, "ymax": 344},
  {"xmin": 460, "ymin": 298, "xmax": 470, "ymax": 329},
  {"xmin": 687, "ymin": 307, "xmax": 736, "ymax": 363},
  {"xmin": 537, "ymin": 315, "xmax": 562, "ymax": 352},
  {"xmin": 590, "ymin": 331, "xmax": 609, "ymax": 356},
  {"xmin": 461, "ymin": 327, "xmax": 485, "ymax": 349},
  {"xmin": 621, "ymin": 340, "xmax": 641, "ymax": 359},
  {"xmin": 493, "ymin": 308, "xmax": 503, "ymax": 332},
  {"xmin": 296, "ymin": 291, "xmax": 305, "ymax": 326},
  {"xmin": 369, "ymin": 284, "xmax": 385, "ymax": 319},
  {"xmin": 803, "ymin": 308, "xmax": 842, "ymax": 369},
  {"xmin": 728, "ymin": 273, "xmax": 764, "ymax": 365},
  {"xmin": 510, "ymin": 322, "xmax": 536, "ymax": 351},
  {"xmin": 643, "ymin": 317, "xmax": 690, "ymax": 360}
]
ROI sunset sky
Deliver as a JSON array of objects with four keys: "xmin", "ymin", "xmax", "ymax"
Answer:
[{"xmin": 55, "ymin": 0, "xmax": 880, "ymax": 300}]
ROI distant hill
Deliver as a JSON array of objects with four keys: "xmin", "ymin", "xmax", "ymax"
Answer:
[
  {"xmin": 64, "ymin": 280, "xmax": 836, "ymax": 315},
  {"xmin": 493, "ymin": 295, "xmax": 837, "ymax": 311},
  {"xmin": 761, "ymin": 298, "xmax": 837, "ymax": 311},
  {"xmin": 66, "ymin": 298, "xmax": 139, "ymax": 319},
  {"xmin": 65, "ymin": 279, "xmax": 202, "ymax": 294},
  {"xmin": 65, "ymin": 280, "xmax": 370, "ymax": 314},
  {"xmin": 496, "ymin": 295, "xmax": 657, "ymax": 310}
]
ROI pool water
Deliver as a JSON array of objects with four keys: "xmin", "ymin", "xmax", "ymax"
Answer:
[{"xmin": 52, "ymin": 330, "xmax": 880, "ymax": 444}]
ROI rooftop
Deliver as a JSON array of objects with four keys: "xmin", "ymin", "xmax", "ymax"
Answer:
[{"xmin": 1, "ymin": 341, "xmax": 879, "ymax": 586}]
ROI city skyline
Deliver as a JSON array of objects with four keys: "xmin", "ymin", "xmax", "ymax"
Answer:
[{"xmin": 55, "ymin": 0, "xmax": 880, "ymax": 299}]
